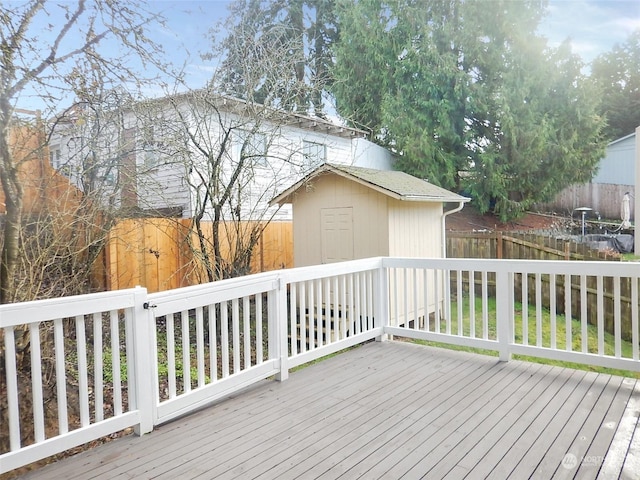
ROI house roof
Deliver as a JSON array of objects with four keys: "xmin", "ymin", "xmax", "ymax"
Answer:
[
  {"xmin": 608, "ymin": 132, "xmax": 635, "ymax": 147},
  {"xmin": 51, "ymin": 90, "xmax": 368, "ymax": 140},
  {"xmin": 271, "ymin": 163, "xmax": 470, "ymax": 205},
  {"xmin": 136, "ymin": 90, "xmax": 369, "ymax": 140}
]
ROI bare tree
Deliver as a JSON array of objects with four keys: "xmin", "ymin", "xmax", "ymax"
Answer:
[
  {"xmin": 0, "ymin": 0, "xmax": 166, "ymax": 304},
  {"xmin": 0, "ymin": 0, "xmax": 168, "ymax": 458},
  {"xmin": 21, "ymin": 86, "xmax": 137, "ymax": 300},
  {"xmin": 163, "ymin": 91, "xmax": 286, "ymax": 281},
  {"xmin": 154, "ymin": 21, "xmax": 337, "ymax": 281}
]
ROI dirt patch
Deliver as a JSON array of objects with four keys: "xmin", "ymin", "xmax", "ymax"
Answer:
[{"xmin": 446, "ymin": 206, "xmax": 566, "ymax": 233}]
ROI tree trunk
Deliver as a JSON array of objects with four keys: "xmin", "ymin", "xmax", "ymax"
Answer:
[
  {"xmin": 0, "ymin": 104, "xmax": 24, "ymax": 304},
  {"xmin": 0, "ymin": 199, "xmax": 21, "ymax": 303}
]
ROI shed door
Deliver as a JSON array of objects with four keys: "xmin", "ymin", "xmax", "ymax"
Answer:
[{"xmin": 321, "ymin": 207, "xmax": 354, "ymax": 264}]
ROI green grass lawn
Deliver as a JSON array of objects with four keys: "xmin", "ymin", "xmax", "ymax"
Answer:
[{"xmin": 410, "ymin": 297, "xmax": 640, "ymax": 379}]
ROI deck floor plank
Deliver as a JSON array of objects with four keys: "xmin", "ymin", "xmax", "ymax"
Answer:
[
  {"xmin": 552, "ymin": 375, "xmax": 626, "ymax": 480},
  {"xmin": 572, "ymin": 376, "xmax": 637, "ymax": 480},
  {"xmin": 506, "ymin": 371, "xmax": 603, "ymax": 479},
  {"xmin": 618, "ymin": 392, "xmax": 640, "ymax": 480},
  {"xmin": 86, "ymin": 342, "xmax": 412, "ymax": 479},
  {"xmin": 190, "ymin": 343, "xmax": 480, "ymax": 479},
  {"xmin": 18, "ymin": 341, "xmax": 639, "ymax": 480},
  {"xmin": 421, "ymin": 364, "xmax": 573, "ymax": 479},
  {"xmin": 535, "ymin": 372, "xmax": 621, "ymax": 480},
  {"xmin": 323, "ymin": 360, "xmax": 543, "ymax": 480},
  {"xmin": 149, "ymin": 343, "xmax": 458, "ymax": 479},
  {"xmin": 229, "ymin": 351, "xmax": 473, "ymax": 480},
  {"xmin": 158, "ymin": 345, "xmax": 457, "ymax": 479},
  {"xmin": 280, "ymin": 355, "xmax": 511, "ymax": 479},
  {"xmin": 473, "ymin": 371, "xmax": 585, "ymax": 479}
]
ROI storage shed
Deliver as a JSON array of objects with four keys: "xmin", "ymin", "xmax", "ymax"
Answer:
[
  {"xmin": 271, "ymin": 164, "xmax": 469, "ymax": 332},
  {"xmin": 270, "ymin": 163, "xmax": 469, "ymax": 267}
]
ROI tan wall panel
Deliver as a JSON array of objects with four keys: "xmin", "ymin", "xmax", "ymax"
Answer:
[
  {"xmin": 292, "ymin": 173, "xmax": 389, "ymax": 267},
  {"xmin": 388, "ymin": 201, "xmax": 443, "ymax": 258}
]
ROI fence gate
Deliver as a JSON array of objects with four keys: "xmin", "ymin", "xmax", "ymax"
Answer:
[{"xmin": 146, "ymin": 276, "xmax": 283, "ymax": 426}]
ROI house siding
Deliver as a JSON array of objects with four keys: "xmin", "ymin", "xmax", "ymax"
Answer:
[
  {"xmin": 539, "ymin": 133, "xmax": 636, "ymax": 220},
  {"xmin": 351, "ymin": 137, "xmax": 396, "ymax": 170},
  {"xmin": 136, "ymin": 162, "xmax": 190, "ymax": 216},
  {"xmin": 592, "ymin": 134, "xmax": 635, "ymax": 186},
  {"xmin": 49, "ymin": 96, "xmax": 393, "ymax": 221}
]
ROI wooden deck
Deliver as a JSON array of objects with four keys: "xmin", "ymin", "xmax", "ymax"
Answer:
[{"xmin": 20, "ymin": 341, "xmax": 639, "ymax": 480}]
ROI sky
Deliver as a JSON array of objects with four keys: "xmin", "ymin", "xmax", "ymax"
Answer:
[
  {"xmin": 538, "ymin": 0, "xmax": 640, "ymax": 61},
  {"xmin": 155, "ymin": 0, "xmax": 640, "ymax": 90},
  {"xmin": 12, "ymin": 0, "xmax": 640, "ymax": 112}
]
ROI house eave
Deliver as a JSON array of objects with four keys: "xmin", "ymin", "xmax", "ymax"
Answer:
[{"xmin": 608, "ymin": 132, "xmax": 635, "ymax": 147}]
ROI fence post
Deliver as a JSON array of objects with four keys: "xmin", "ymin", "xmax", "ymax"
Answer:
[
  {"xmin": 375, "ymin": 261, "xmax": 389, "ymax": 341},
  {"xmin": 496, "ymin": 270, "xmax": 512, "ymax": 362},
  {"xmin": 270, "ymin": 276, "xmax": 289, "ymax": 382},
  {"xmin": 132, "ymin": 286, "xmax": 155, "ymax": 435}
]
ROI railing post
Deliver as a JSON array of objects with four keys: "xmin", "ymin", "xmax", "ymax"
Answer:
[
  {"xmin": 132, "ymin": 286, "xmax": 155, "ymax": 435},
  {"xmin": 443, "ymin": 268, "xmax": 451, "ymax": 323},
  {"xmin": 270, "ymin": 277, "xmax": 289, "ymax": 381},
  {"xmin": 375, "ymin": 262, "xmax": 389, "ymax": 341},
  {"xmin": 496, "ymin": 270, "xmax": 512, "ymax": 362}
]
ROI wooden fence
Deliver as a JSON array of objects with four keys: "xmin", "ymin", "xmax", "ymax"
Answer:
[
  {"xmin": 447, "ymin": 231, "xmax": 621, "ymax": 261},
  {"xmin": 539, "ymin": 182, "xmax": 635, "ymax": 221},
  {"xmin": 446, "ymin": 232, "xmax": 635, "ymax": 341},
  {"xmin": 103, "ymin": 219, "xmax": 293, "ymax": 292}
]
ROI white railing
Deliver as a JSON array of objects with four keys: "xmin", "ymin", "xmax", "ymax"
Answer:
[
  {"xmin": 1, "ymin": 257, "xmax": 638, "ymax": 473},
  {"xmin": 383, "ymin": 258, "xmax": 639, "ymax": 371},
  {"xmin": 0, "ymin": 288, "xmax": 153, "ymax": 474}
]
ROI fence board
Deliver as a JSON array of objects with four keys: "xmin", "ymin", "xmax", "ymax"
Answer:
[
  {"xmin": 104, "ymin": 219, "xmax": 294, "ymax": 292},
  {"xmin": 447, "ymin": 232, "xmax": 621, "ymax": 262},
  {"xmin": 447, "ymin": 231, "xmax": 637, "ymax": 342}
]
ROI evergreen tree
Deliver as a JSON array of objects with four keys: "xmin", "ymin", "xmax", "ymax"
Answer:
[
  {"xmin": 214, "ymin": 0, "xmax": 337, "ymax": 117},
  {"xmin": 332, "ymin": 0, "xmax": 605, "ymax": 220},
  {"xmin": 591, "ymin": 30, "xmax": 640, "ymax": 140}
]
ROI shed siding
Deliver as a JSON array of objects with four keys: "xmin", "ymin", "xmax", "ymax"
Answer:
[
  {"xmin": 387, "ymin": 201, "xmax": 444, "ymax": 326},
  {"xmin": 292, "ymin": 174, "xmax": 389, "ymax": 267},
  {"xmin": 388, "ymin": 200, "xmax": 443, "ymax": 257}
]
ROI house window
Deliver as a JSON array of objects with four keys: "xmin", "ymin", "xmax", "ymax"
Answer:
[
  {"xmin": 303, "ymin": 141, "xmax": 326, "ymax": 166},
  {"xmin": 49, "ymin": 148, "xmax": 61, "ymax": 169},
  {"xmin": 143, "ymin": 145, "xmax": 162, "ymax": 169},
  {"xmin": 141, "ymin": 125, "xmax": 164, "ymax": 169},
  {"xmin": 236, "ymin": 129, "xmax": 267, "ymax": 166}
]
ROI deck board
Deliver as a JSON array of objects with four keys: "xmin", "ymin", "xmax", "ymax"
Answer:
[
  {"xmin": 253, "ymin": 353, "xmax": 484, "ymax": 480},
  {"xmin": 506, "ymin": 371, "xmax": 602, "ymax": 479},
  {"xmin": 469, "ymin": 369, "xmax": 592, "ymax": 480},
  {"xmin": 344, "ymin": 361, "xmax": 544, "ymax": 479},
  {"xmin": 19, "ymin": 341, "xmax": 639, "ymax": 480}
]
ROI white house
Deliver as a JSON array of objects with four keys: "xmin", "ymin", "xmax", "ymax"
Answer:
[
  {"xmin": 592, "ymin": 132, "xmax": 635, "ymax": 186},
  {"xmin": 541, "ymin": 132, "xmax": 635, "ymax": 221},
  {"xmin": 48, "ymin": 92, "xmax": 394, "ymax": 223}
]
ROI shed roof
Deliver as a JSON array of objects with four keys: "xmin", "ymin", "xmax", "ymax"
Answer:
[{"xmin": 271, "ymin": 163, "xmax": 470, "ymax": 205}]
